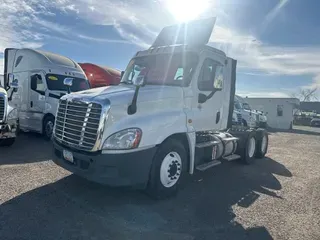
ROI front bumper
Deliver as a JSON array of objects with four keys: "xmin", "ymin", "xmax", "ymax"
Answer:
[
  {"xmin": 52, "ymin": 139, "xmax": 157, "ymax": 188},
  {"xmin": 0, "ymin": 119, "xmax": 18, "ymax": 139}
]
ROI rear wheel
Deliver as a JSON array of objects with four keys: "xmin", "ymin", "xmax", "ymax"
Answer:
[
  {"xmin": 0, "ymin": 138, "xmax": 15, "ymax": 147},
  {"xmin": 43, "ymin": 116, "xmax": 55, "ymax": 141},
  {"xmin": 255, "ymin": 129, "xmax": 268, "ymax": 158},
  {"xmin": 146, "ymin": 139, "xmax": 187, "ymax": 199},
  {"xmin": 237, "ymin": 131, "xmax": 257, "ymax": 165}
]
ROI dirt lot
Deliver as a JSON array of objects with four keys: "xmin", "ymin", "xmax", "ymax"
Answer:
[{"xmin": 0, "ymin": 127, "xmax": 320, "ymax": 240}]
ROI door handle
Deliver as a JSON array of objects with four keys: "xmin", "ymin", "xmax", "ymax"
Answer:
[
  {"xmin": 216, "ymin": 111, "xmax": 221, "ymax": 124},
  {"xmin": 30, "ymin": 101, "xmax": 33, "ymax": 108}
]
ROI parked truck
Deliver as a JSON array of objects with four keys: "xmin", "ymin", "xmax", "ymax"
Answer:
[
  {"xmin": 0, "ymin": 76, "xmax": 19, "ymax": 147},
  {"xmin": 234, "ymin": 95, "xmax": 268, "ymax": 128},
  {"xmin": 4, "ymin": 48, "xmax": 90, "ymax": 140},
  {"xmin": 79, "ymin": 63, "xmax": 121, "ymax": 88},
  {"xmin": 51, "ymin": 18, "xmax": 269, "ymax": 198}
]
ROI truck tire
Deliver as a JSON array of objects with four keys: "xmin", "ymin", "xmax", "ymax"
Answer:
[
  {"xmin": 255, "ymin": 129, "xmax": 268, "ymax": 158},
  {"xmin": 242, "ymin": 119, "xmax": 248, "ymax": 127},
  {"xmin": 0, "ymin": 138, "xmax": 15, "ymax": 147},
  {"xmin": 236, "ymin": 131, "xmax": 257, "ymax": 165},
  {"xmin": 146, "ymin": 139, "xmax": 187, "ymax": 199},
  {"xmin": 43, "ymin": 116, "xmax": 55, "ymax": 141}
]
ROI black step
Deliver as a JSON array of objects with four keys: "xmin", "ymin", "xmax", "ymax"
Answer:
[{"xmin": 196, "ymin": 160, "xmax": 221, "ymax": 171}]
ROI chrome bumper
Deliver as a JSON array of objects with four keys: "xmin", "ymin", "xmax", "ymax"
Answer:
[{"xmin": 0, "ymin": 120, "xmax": 18, "ymax": 139}]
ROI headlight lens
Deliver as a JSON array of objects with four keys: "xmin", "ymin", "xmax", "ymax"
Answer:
[
  {"xmin": 103, "ymin": 128, "xmax": 142, "ymax": 150},
  {"xmin": 7, "ymin": 108, "xmax": 18, "ymax": 120}
]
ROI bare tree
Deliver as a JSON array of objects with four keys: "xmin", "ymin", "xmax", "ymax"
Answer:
[
  {"xmin": 291, "ymin": 87, "xmax": 318, "ymax": 102},
  {"xmin": 291, "ymin": 87, "xmax": 318, "ymax": 116}
]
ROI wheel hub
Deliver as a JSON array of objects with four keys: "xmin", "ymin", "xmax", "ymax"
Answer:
[{"xmin": 160, "ymin": 152, "xmax": 182, "ymax": 188}]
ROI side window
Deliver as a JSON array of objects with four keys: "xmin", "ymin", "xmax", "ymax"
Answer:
[
  {"xmin": 174, "ymin": 67, "xmax": 184, "ymax": 81},
  {"xmin": 198, "ymin": 58, "xmax": 224, "ymax": 91},
  {"xmin": 31, "ymin": 74, "xmax": 45, "ymax": 92},
  {"xmin": 277, "ymin": 105, "xmax": 283, "ymax": 117}
]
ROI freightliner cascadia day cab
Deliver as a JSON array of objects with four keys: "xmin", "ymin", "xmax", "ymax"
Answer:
[
  {"xmin": 52, "ymin": 18, "xmax": 269, "ymax": 199},
  {"xmin": 4, "ymin": 48, "xmax": 90, "ymax": 140},
  {"xmin": 79, "ymin": 63, "xmax": 121, "ymax": 88},
  {"xmin": 0, "ymin": 79, "xmax": 19, "ymax": 147}
]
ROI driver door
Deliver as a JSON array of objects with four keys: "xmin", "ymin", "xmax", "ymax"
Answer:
[
  {"xmin": 27, "ymin": 72, "xmax": 46, "ymax": 132},
  {"xmin": 190, "ymin": 57, "xmax": 225, "ymax": 132}
]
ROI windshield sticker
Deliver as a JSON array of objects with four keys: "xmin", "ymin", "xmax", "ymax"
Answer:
[{"xmin": 48, "ymin": 76, "xmax": 58, "ymax": 81}]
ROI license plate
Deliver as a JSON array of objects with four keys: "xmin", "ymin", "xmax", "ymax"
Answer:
[{"xmin": 63, "ymin": 150, "xmax": 74, "ymax": 163}]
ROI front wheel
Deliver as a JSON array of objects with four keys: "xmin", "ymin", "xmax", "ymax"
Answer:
[
  {"xmin": 43, "ymin": 116, "xmax": 55, "ymax": 141},
  {"xmin": 146, "ymin": 139, "xmax": 187, "ymax": 199},
  {"xmin": 255, "ymin": 129, "xmax": 268, "ymax": 158}
]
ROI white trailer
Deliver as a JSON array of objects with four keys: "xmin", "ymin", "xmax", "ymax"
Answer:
[
  {"xmin": 245, "ymin": 98, "xmax": 300, "ymax": 130},
  {"xmin": 4, "ymin": 48, "xmax": 90, "ymax": 139},
  {"xmin": 51, "ymin": 18, "xmax": 269, "ymax": 199}
]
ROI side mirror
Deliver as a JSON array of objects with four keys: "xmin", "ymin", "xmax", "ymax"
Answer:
[
  {"xmin": 64, "ymin": 78, "xmax": 73, "ymax": 94},
  {"xmin": 198, "ymin": 93, "xmax": 207, "ymax": 104},
  {"xmin": 8, "ymin": 74, "xmax": 18, "ymax": 91},
  {"xmin": 121, "ymin": 71, "xmax": 125, "ymax": 79},
  {"xmin": 64, "ymin": 78, "xmax": 73, "ymax": 87},
  {"xmin": 133, "ymin": 75, "xmax": 145, "ymax": 87}
]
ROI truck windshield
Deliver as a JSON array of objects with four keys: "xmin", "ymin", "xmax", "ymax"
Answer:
[
  {"xmin": 234, "ymin": 101, "xmax": 242, "ymax": 110},
  {"xmin": 46, "ymin": 74, "xmax": 89, "ymax": 92},
  {"xmin": 121, "ymin": 52, "xmax": 198, "ymax": 86},
  {"xmin": 243, "ymin": 103, "xmax": 251, "ymax": 110}
]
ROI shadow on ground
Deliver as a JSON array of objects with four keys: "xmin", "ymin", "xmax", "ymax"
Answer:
[
  {"xmin": 0, "ymin": 156, "xmax": 291, "ymax": 240},
  {"xmin": 0, "ymin": 132, "xmax": 52, "ymax": 164}
]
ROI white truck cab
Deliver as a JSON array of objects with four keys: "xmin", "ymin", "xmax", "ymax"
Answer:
[
  {"xmin": 52, "ymin": 18, "xmax": 269, "ymax": 198},
  {"xmin": 235, "ymin": 95, "xmax": 268, "ymax": 128},
  {"xmin": 0, "ymin": 79, "xmax": 19, "ymax": 146},
  {"xmin": 4, "ymin": 48, "xmax": 90, "ymax": 139}
]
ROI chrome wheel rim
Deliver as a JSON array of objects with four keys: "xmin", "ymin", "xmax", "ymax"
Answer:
[
  {"xmin": 160, "ymin": 152, "xmax": 182, "ymax": 188},
  {"xmin": 46, "ymin": 121, "xmax": 54, "ymax": 138},
  {"xmin": 248, "ymin": 137, "xmax": 256, "ymax": 158}
]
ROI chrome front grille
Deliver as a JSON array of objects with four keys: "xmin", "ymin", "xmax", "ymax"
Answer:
[
  {"xmin": 54, "ymin": 100, "xmax": 102, "ymax": 151},
  {"xmin": 0, "ymin": 95, "xmax": 5, "ymax": 122}
]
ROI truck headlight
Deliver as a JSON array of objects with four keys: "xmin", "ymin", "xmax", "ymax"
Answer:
[
  {"xmin": 7, "ymin": 108, "xmax": 18, "ymax": 120},
  {"xmin": 102, "ymin": 128, "xmax": 142, "ymax": 150}
]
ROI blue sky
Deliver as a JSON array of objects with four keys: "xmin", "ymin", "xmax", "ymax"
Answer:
[{"xmin": 1, "ymin": 0, "xmax": 320, "ymax": 98}]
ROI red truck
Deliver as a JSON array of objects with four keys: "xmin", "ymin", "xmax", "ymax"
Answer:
[{"xmin": 79, "ymin": 63, "xmax": 121, "ymax": 88}]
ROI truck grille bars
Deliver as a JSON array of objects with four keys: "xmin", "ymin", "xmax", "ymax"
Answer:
[{"xmin": 55, "ymin": 99, "xmax": 102, "ymax": 151}]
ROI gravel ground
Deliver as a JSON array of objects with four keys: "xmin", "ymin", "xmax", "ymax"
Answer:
[{"xmin": 0, "ymin": 127, "xmax": 319, "ymax": 240}]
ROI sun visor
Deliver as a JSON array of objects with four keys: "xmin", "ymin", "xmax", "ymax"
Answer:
[{"xmin": 151, "ymin": 17, "xmax": 216, "ymax": 48}]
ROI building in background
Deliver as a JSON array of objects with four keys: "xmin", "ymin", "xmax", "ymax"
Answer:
[
  {"xmin": 79, "ymin": 63, "xmax": 121, "ymax": 88},
  {"xmin": 244, "ymin": 98, "xmax": 300, "ymax": 129}
]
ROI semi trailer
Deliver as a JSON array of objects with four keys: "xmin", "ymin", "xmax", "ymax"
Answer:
[
  {"xmin": 52, "ymin": 18, "xmax": 269, "ymax": 199},
  {"xmin": 79, "ymin": 63, "xmax": 121, "ymax": 88},
  {"xmin": 4, "ymin": 48, "xmax": 90, "ymax": 140},
  {"xmin": 0, "ymin": 76, "xmax": 19, "ymax": 147}
]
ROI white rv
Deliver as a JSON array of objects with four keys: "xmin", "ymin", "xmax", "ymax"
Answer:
[
  {"xmin": 51, "ymin": 18, "xmax": 269, "ymax": 199},
  {"xmin": 4, "ymin": 48, "xmax": 90, "ymax": 139}
]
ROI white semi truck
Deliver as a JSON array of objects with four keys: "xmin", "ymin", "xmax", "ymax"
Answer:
[
  {"xmin": 4, "ymin": 48, "xmax": 90, "ymax": 140},
  {"xmin": 0, "ymin": 77, "xmax": 19, "ymax": 147},
  {"xmin": 52, "ymin": 18, "xmax": 269, "ymax": 198},
  {"xmin": 235, "ymin": 95, "xmax": 268, "ymax": 128}
]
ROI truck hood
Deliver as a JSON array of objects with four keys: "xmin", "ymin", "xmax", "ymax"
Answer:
[
  {"xmin": 64, "ymin": 84, "xmax": 184, "ymax": 105},
  {"xmin": 0, "ymin": 87, "xmax": 7, "ymax": 95}
]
